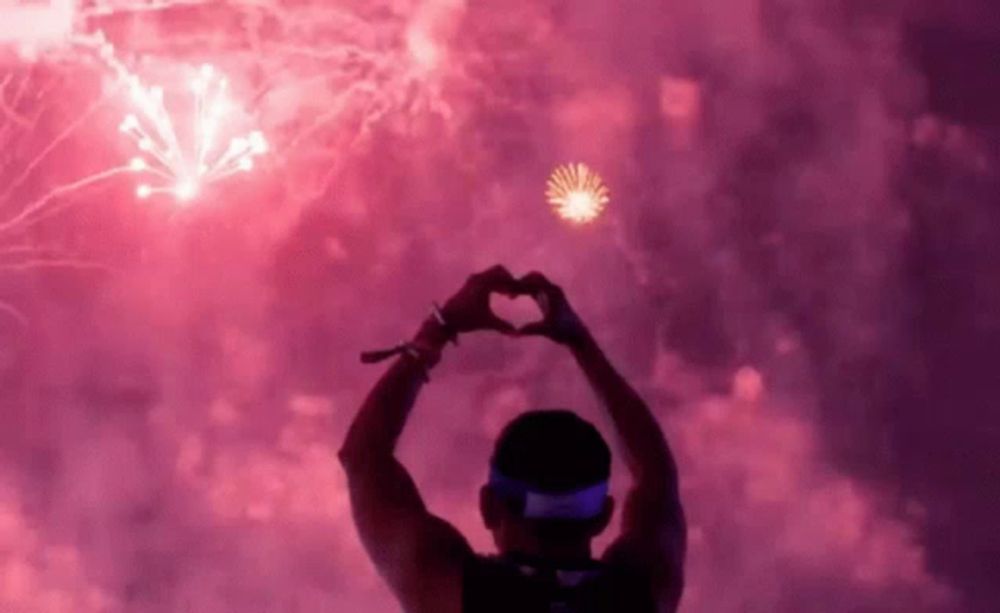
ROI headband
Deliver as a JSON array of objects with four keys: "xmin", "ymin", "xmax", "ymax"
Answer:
[{"xmin": 489, "ymin": 468, "xmax": 608, "ymax": 520}]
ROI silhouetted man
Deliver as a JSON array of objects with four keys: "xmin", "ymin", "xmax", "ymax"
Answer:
[{"xmin": 340, "ymin": 266, "xmax": 686, "ymax": 612}]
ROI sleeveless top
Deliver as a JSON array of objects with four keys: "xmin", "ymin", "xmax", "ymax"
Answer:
[{"xmin": 462, "ymin": 553, "xmax": 656, "ymax": 613}]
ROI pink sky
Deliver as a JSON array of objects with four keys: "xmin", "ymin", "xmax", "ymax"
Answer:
[{"xmin": 1, "ymin": 0, "xmax": 997, "ymax": 611}]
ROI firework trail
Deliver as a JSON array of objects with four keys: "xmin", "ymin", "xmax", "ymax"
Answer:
[
  {"xmin": 0, "ymin": 0, "xmax": 468, "ymax": 324},
  {"xmin": 0, "ymin": 69, "xmax": 122, "ymax": 226},
  {"xmin": 40, "ymin": 0, "xmax": 467, "ymax": 214},
  {"xmin": 5, "ymin": 0, "xmax": 474, "ymax": 210},
  {"xmin": 0, "ymin": 65, "xmax": 123, "ymax": 325},
  {"xmin": 0, "ymin": 0, "xmax": 470, "ymax": 323}
]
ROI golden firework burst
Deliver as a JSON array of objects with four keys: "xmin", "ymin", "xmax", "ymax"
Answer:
[{"xmin": 546, "ymin": 163, "xmax": 610, "ymax": 224}]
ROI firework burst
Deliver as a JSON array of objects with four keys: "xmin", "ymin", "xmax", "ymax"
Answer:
[
  {"xmin": 119, "ymin": 63, "xmax": 268, "ymax": 202},
  {"xmin": 545, "ymin": 163, "xmax": 609, "ymax": 224}
]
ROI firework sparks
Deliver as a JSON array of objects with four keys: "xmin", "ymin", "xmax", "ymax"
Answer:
[
  {"xmin": 0, "ymin": 67, "xmax": 123, "ymax": 325},
  {"xmin": 118, "ymin": 63, "xmax": 268, "ymax": 202},
  {"xmin": 545, "ymin": 163, "xmax": 610, "ymax": 224},
  {"xmin": 63, "ymin": 0, "xmax": 465, "ymax": 205},
  {"xmin": 2, "ymin": 1, "xmax": 456, "ymax": 322}
]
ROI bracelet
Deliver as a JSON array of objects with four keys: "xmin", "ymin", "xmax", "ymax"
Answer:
[
  {"xmin": 402, "ymin": 341, "xmax": 440, "ymax": 382},
  {"xmin": 359, "ymin": 339, "xmax": 438, "ymax": 382},
  {"xmin": 359, "ymin": 301, "xmax": 455, "ymax": 377},
  {"xmin": 360, "ymin": 339, "xmax": 410, "ymax": 365},
  {"xmin": 431, "ymin": 302, "xmax": 459, "ymax": 345}
]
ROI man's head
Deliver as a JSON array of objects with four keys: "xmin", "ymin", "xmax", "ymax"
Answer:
[{"xmin": 480, "ymin": 410, "xmax": 614, "ymax": 557}]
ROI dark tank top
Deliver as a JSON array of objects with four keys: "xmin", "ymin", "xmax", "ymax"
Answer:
[{"xmin": 462, "ymin": 554, "xmax": 655, "ymax": 613}]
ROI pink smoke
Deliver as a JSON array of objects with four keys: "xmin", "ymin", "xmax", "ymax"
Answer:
[{"xmin": 2, "ymin": 0, "xmax": 995, "ymax": 611}]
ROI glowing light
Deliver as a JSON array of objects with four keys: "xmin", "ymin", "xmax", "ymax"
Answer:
[
  {"xmin": 545, "ymin": 163, "xmax": 610, "ymax": 224},
  {"xmin": 248, "ymin": 131, "xmax": 268, "ymax": 154},
  {"xmin": 119, "ymin": 115, "xmax": 139, "ymax": 132},
  {"xmin": 175, "ymin": 180, "xmax": 198, "ymax": 201},
  {"xmin": 117, "ymin": 64, "xmax": 268, "ymax": 203},
  {"xmin": 0, "ymin": 0, "xmax": 75, "ymax": 55}
]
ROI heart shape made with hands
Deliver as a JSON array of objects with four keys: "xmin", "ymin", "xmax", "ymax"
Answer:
[{"xmin": 490, "ymin": 291, "xmax": 544, "ymax": 331}]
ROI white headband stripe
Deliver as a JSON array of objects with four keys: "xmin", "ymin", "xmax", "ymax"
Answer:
[
  {"xmin": 522, "ymin": 481, "xmax": 609, "ymax": 520},
  {"xmin": 489, "ymin": 469, "xmax": 608, "ymax": 519}
]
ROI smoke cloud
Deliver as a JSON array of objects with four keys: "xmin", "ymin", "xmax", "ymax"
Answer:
[{"xmin": 1, "ymin": 0, "xmax": 997, "ymax": 611}]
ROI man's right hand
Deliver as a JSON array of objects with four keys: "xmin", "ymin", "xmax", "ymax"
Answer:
[
  {"xmin": 439, "ymin": 265, "xmax": 521, "ymax": 335},
  {"xmin": 517, "ymin": 272, "xmax": 590, "ymax": 347}
]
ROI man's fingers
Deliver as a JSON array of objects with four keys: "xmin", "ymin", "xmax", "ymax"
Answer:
[
  {"xmin": 474, "ymin": 265, "xmax": 519, "ymax": 294},
  {"xmin": 517, "ymin": 321, "xmax": 548, "ymax": 337},
  {"xmin": 477, "ymin": 265, "xmax": 513, "ymax": 282},
  {"xmin": 487, "ymin": 314, "xmax": 517, "ymax": 335},
  {"xmin": 518, "ymin": 271, "xmax": 551, "ymax": 291},
  {"xmin": 519, "ymin": 271, "xmax": 565, "ymax": 299}
]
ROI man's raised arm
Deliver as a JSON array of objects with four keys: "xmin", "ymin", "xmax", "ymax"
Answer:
[{"xmin": 338, "ymin": 266, "xmax": 518, "ymax": 613}]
